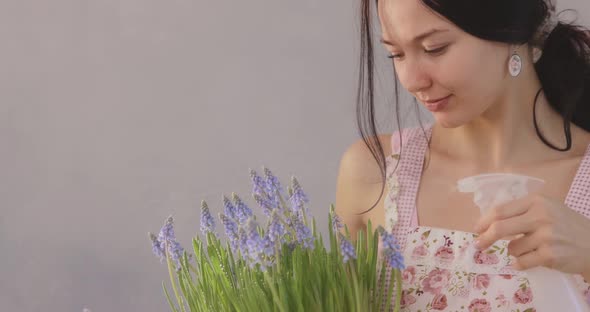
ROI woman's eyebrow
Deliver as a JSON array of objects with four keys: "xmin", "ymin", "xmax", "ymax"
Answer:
[{"xmin": 380, "ymin": 28, "xmax": 450, "ymax": 46}]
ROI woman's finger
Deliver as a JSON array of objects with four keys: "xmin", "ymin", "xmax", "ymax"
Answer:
[
  {"xmin": 475, "ymin": 211, "xmax": 538, "ymax": 250},
  {"xmin": 513, "ymin": 246, "xmax": 552, "ymax": 270},
  {"xmin": 473, "ymin": 195, "xmax": 532, "ymax": 234},
  {"xmin": 507, "ymin": 229, "xmax": 545, "ymax": 258}
]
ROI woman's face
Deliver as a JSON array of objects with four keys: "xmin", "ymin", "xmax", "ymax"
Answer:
[{"xmin": 378, "ymin": 0, "xmax": 513, "ymax": 127}]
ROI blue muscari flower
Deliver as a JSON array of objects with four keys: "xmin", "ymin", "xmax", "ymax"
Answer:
[
  {"xmin": 250, "ymin": 169, "xmax": 268, "ymax": 198},
  {"xmin": 263, "ymin": 167, "xmax": 284, "ymax": 194},
  {"xmin": 149, "ymin": 232, "xmax": 165, "ymax": 262},
  {"xmin": 263, "ymin": 167, "xmax": 284, "ymax": 210},
  {"xmin": 232, "ymin": 193, "xmax": 253, "ymax": 224},
  {"xmin": 157, "ymin": 216, "xmax": 185, "ymax": 269},
  {"xmin": 222, "ymin": 195, "xmax": 236, "ymax": 220},
  {"xmin": 243, "ymin": 218, "xmax": 270, "ymax": 270},
  {"xmin": 378, "ymin": 227, "xmax": 405, "ymax": 270},
  {"xmin": 245, "ymin": 218, "xmax": 264, "ymax": 255},
  {"xmin": 158, "ymin": 216, "xmax": 175, "ymax": 243},
  {"xmin": 289, "ymin": 177, "xmax": 310, "ymax": 216},
  {"xmin": 267, "ymin": 210, "xmax": 285, "ymax": 243},
  {"xmin": 262, "ymin": 233, "xmax": 275, "ymax": 259},
  {"xmin": 338, "ymin": 233, "xmax": 357, "ymax": 263},
  {"xmin": 253, "ymin": 193, "xmax": 274, "ymax": 217},
  {"xmin": 200, "ymin": 201, "xmax": 216, "ymax": 235},
  {"xmin": 220, "ymin": 213, "xmax": 239, "ymax": 252},
  {"xmin": 251, "ymin": 169, "xmax": 275, "ymax": 216},
  {"xmin": 332, "ymin": 213, "xmax": 344, "ymax": 234},
  {"xmin": 383, "ymin": 248, "xmax": 405, "ymax": 270},
  {"xmin": 292, "ymin": 216, "xmax": 314, "ymax": 249},
  {"xmin": 237, "ymin": 227, "xmax": 249, "ymax": 260},
  {"xmin": 167, "ymin": 240, "xmax": 185, "ymax": 270}
]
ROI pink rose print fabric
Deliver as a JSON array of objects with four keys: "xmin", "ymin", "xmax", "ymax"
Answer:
[{"xmin": 396, "ymin": 226, "xmax": 590, "ymax": 311}]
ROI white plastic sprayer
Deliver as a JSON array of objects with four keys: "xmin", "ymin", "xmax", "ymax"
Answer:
[{"xmin": 457, "ymin": 173, "xmax": 589, "ymax": 312}]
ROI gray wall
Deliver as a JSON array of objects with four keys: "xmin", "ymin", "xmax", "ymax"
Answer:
[{"xmin": 2, "ymin": 1, "xmax": 588, "ymax": 311}]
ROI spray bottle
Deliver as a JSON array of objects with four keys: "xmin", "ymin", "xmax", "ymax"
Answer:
[{"xmin": 457, "ymin": 173, "xmax": 589, "ymax": 312}]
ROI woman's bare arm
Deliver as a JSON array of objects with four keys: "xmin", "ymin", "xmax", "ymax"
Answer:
[{"xmin": 335, "ymin": 135, "xmax": 392, "ymax": 243}]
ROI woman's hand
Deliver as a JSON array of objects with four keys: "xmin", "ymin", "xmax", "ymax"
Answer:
[{"xmin": 473, "ymin": 194, "xmax": 590, "ymax": 278}]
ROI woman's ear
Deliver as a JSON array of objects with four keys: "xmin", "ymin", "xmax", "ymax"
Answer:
[{"xmin": 532, "ymin": 47, "xmax": 543, "ymax": 63}]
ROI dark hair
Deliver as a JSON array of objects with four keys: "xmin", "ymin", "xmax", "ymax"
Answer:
[{"xmin": 356, "ymin": 0, "xmax": 590, "ymax": 214}]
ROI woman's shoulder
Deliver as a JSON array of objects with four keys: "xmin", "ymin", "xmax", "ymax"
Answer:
[
  {"xmin": 334, "ymin": 126, "xmax": 431, "ymax": 233},
  {"xmin": 336, "ymin": 125, "xmax": 430, "ymax": 194},
  {"xmin": 335, "ymin": 134, "xmax": 393, "ymax": 237},
  {"xmin": 338, "ymin": 134, "xmax": 392, "ymax": 184},
  {"xmin": 339, "ymin": 125, "xmax": 428, "ymax": 165}
]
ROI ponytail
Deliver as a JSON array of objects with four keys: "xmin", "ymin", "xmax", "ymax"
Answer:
[{"xmin": 535, "ymin": 22, "xmax": 590, "ymax": 133}]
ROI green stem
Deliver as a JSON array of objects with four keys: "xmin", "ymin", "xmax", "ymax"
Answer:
[
  {"xmin": 263, "ymin": 271, "xmax": 288, "ymax": 312},
  {"xmin": 349, "ymin": 261, "xmax": 361, "ymax": 312},
  {"xmin": 188, "ymin": 263, "xmax": 198, "ymax": 276},
  {"xmin": 394, "ymin": 269, "xmax": 402, "ymax": 312},
  {"xmin": 165, "ymin": 241, "xmax": 187, "ymax": 312},
  {"xmin": 301, "ymin": 205, "xmax": 309, "ymax": 227},
  {"xmin": 278, "ymin": 190, "xmax": 288, "ymax": 212},
  {"xmin": 274, "ymin": 240, "xmax": 281, "ymax": 274}
]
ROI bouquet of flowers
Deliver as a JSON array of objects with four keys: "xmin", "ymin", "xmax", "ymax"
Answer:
[{"xmin": 148, "ymin": 167, "xmax": 405, "ymax": 312}]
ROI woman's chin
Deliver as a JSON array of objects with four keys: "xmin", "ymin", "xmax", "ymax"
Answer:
[{"xmin": 433, "ymin": 115, "xmax": 466, "ymax": 129}]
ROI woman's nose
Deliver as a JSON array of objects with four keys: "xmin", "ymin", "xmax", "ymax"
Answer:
[{"xmin": 398, "ymin": 59, "xmax": 432, "ymax": 94}]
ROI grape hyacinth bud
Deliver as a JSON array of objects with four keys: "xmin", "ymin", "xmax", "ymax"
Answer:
[
  {"xmin": 237, "ymin": 227, "xmax": 249, "ymax": 260},
  {"xmin": 244, "ymin": 218, "xmax": 263, "ymax": 254},
  {"xmin": 220, "ymin": 213, "xmax": 239, "ymax": 252},
  {"xmin": 251, "ymin": 168, "xmax": 276, "ymax": 215},
  {"xmin": 267, "ymin": 209, "xmax": 285, "ymax": 243},
  {"xmin": 244, "ymin": 218, "xmax": 268, "ymax": 269},
  {"xmin": 149, "ymin": 232, "xmax": 165, "ymax": 262},
  {"xmin": 157, "ymin": 216, "xmax": 175, "ymax": 243},
  {"xmin": 292, "ymin": 216, "xmax": 314, "ymax": 249},
  {"xmin": 253, "ymin": 193, "xmax": 273, "ymax": 217},
  {"xmin": 166, "ymin": 240, "xmax": 185, "ymax": 270},
  {"xmin": 200, "ymin": 201, "xmax": 216, "ymax": 235},
  {"xmin": 232, "ymin": 193, "xmax": 253, "ymax": 224},
  {"xmin": 378, "ymin": 227, "xmax": 405, "ymax": 270},
  {"xmin": 331, "ymin": 213, "xmax": 344, "ymax": 234},
  {"xmin": 263, "ymin": 167, "xmax": 284, "ymax": 194},
  {"xmin": 262, "ymin": 233, "xmax": 275, "ymax": 259},
  {"xmin": 289, "ymin": 177, "xmax": 309, "ymax": 217},
  {"xmin": 222, "ymin": 194, "xmax": 236, "ymax": 220},
  {"xmin": 338, "ymin": 233, "xmax": 357, "ymax": 263},
  {"xmin": 156, "ymin": 216, "xmax": 185, "ymax": 269},
  {"xmin": 250, "ymin": 169, "xmax": 269, "ymax": 199},
  {"xmin": 263, "ymin": 167, "xmax": 284, "ymax": 210}
]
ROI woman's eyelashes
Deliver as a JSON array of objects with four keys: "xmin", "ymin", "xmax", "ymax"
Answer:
[{"xmin": 387, "ymin": 45, "xmax": 449, "ymax": 60}]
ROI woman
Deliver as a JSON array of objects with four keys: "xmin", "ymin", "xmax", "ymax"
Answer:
[{"xmin": 335, "ymin": 0, "xmax": 590, "ymax": 310}]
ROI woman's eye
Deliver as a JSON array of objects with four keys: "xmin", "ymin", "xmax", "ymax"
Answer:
[
  {"xmin": 424, "ymin": 45, "xmax": 448, "ymax": 55},
  {"xmin": 387, "ymin": 45, "xmax": 448, "ymax": 60}
]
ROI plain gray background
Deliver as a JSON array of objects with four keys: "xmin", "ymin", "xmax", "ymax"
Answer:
[{"xmin": 2, "ymin": 1, "xmax": 589, "ymax": 311}]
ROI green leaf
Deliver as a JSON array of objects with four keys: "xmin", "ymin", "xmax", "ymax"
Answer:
[{"xmin": 162, "ymin": 281, "xmax": 180, "ymax": 312}]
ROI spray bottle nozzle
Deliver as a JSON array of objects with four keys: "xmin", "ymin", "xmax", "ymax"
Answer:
[{"xmin": 457, "ymin": 173, "xmax": 545, "ymax": 215}]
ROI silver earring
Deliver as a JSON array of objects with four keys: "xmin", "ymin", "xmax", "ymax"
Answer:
[{"xmin": 508, "ymin": 50, "xmax": 522, "ymax": 77}]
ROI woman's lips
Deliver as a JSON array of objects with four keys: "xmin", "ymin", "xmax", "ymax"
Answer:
[{"xmin": 423, "ymin": 95, "xmax": 451, "ymax": 112}]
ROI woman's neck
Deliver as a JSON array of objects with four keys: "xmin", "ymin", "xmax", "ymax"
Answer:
[{"xmin": 431, "ymin": 92, "xmax": 579, "ymax": 171}]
